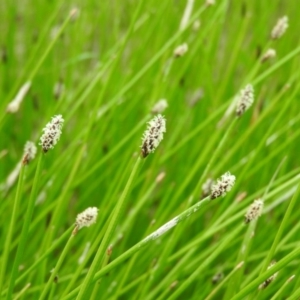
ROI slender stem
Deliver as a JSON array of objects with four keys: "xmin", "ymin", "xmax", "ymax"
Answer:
[
  {"xmin": 166, "ymin": 225, "xmax": 243, "ymax": 300},
  {"xmin": 195, "ymin": 118, "xmax": 237, "ymax": 195},
  {"xmin": 231, "ymin": 245, "xmax": 300, "ymax": 300},
  {"xmin": 205, "ymin": 262, "xmax": 244, "ymax": 300},
  {"xmin": 270, "ymin": 275, "xmax": 295, "ymax": 300},
  {"xmin": 39, "ymin": 232, "xmax": 75, "ymax": 300},
  {"xmin": 75, "ymin": 157, "xmax": 142, "ymax": 299},
  {"xmin": 259, "ymin": 182, "xmax": 300, "ymax": 275},
  {"xmin": 0, "ymin": 163, "xmax": 25, "ymax": 294},
  {"xmin": 6, "ymin": 152, "xmax": 44, "ymax": 299},
  {"xmin": 63, "ymin": 196, "xmax": 212, "ymax": 299},
  {"xmin": 90, "ymin": 245, "xmax": 112, "ymax": 300},
  {"xmin": 13, "ymin": 283, "xmax": 31, "ymax": 300}
]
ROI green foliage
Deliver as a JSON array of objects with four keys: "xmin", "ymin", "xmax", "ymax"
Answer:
[{"xmin": 1, "ymin": 0, "xmax": 300, "ymax": 299}]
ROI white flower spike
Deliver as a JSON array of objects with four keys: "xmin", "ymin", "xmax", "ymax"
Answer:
[
  {"xmin": 210, "ymin": 172, "xmax": 236, "ymax": 199},
  {"xmin": 39, "ymin": 115, "xmax": 64, "ymax": 152},
  {"xmin": 141, "ymin": 114, "xmax": 166, "ymax": 158},
  {"xmin": 151, "ymin": 99, "xmax": 168, "ymax": 114},
  {"xmin": 236, "ymin": 84, "xmax": 254, "ymax": 117},
  {"xmin": 75, "ymin": 207, "xmax": 99, "ymax": 233},
  {"xmin": 261, "ymin": 49, "xmax": 276, "ymax": 63},
  {"xmin": 23, "ymin": 141, "xmax": 37, "ymax": 165},
  {"xmin": 6, "ymin": 82, "xmax": 31, "ymax": 113},
  {"xmin": 271, "ymin": 16, "xmax": 288, "ymax": 40},
  {"xmin": 259, "ymin": 261, "xmax": 278, "ymax": 289},
  {"xmin": 245, "ymin": 199, "xmax": 264, "ymax": 224},
  {"xmin": 174, "ymin": 43, "xmax": 188, "ymax": 58}
]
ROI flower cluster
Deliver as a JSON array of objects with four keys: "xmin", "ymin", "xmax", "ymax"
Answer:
[
  {"xmin": 259, "ymin": 261, "xmax": 278, "ymax": 289},
  {"xmin": 23, "ymin": 141, "xmax": 37, "ymax": 165},
  {"xmin": 75, "ymin": 207, "xmax": 99, "ymax": 233},
  {"xmin": 141, "ymin": 114, "xmax": 166, "ymax": 158},
  {"xmin": 210, "ymin": 172, "xmax": 236, "ymax": 199},
  {"xmin": 236, "ymin": 84, "xmax": 254, "ymax": 117},
  {"xmin": 6, "ymin": 82, "xmax": 31, "ymax": 113},
  {"xmin": 151, "ymin": 99, "xmax": 168, "ymax": 114},
  {"xmin": 174, "ymin": 43, "xmax": 188, "ymax": 58},
  {"xmin": 39, "ymin": 115, "xmax": 64, "ymax": 152},
  {"xmin": 271, "ymin": 16, "xmax": 288, "ymax": 40},
  {"xmin": 261, "ymin": 49, "xmax": 276, "ymax": 63},
  {"xmin": 244, "ymin": 199, "xmax": 264, "ymax": 224}
]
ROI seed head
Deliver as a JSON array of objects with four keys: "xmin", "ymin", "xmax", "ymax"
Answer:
[
  {"xmin": 236, "ymin": 84, "xmax": 254, "ymax": 117},
  {"xmin": 75, "ymin": 207, "xmax": 99, "ymax": 233},
  {"xmin": 210, "ymin": 172, "xmax": 236, "ymax": 199},
  {"xmin": 23, "ymin": 141, "xmax": 37, "ymax": 165},
  {"xmin": 259, "ymin": 261, "xmax": 278, "ymax": 289},
  {"xmin": 261, "ymin": 49, "xmax": 276, "ymax": 63},
  {"xmin": 39, "ymin": 115, "xmax": 64, "ymax": 153},
  {"xmin": 141, "ymin": 114, "xmax": 166, "ymax": 158},
  {"xmin": 6, "ymin": 82, "xmax": 31, "ymax": 113},
  {"xmin": 245, "ymin": 199, "xmax": 264, "ymax": 224},
  {"xmin": 151, "ymin": 99, "xmax": 168, "ymax": 114},
  {"xmin": 271, "ymin": 16, "xmax": 288, "ymax": 40},
  {"xmin": 174, "ymin": 43, "xmax": 188, "ymax": 58}
]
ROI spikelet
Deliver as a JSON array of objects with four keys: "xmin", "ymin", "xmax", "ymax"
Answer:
[
  {"xmin": 39, "ymin": 115, "xmax": 64, "ymax": 152},
  {"xmin": 271, "ymin": 16, "xmax": 288, "ymax": 40},
  {"xmin": 74, "ymin": 207, "xmax": 99, "ymax": 234},
  {"xmin": 236, "ymin": 84, "xmax": 254, "ymax": 117},
  {"xmin": 244, "ymin": 199, "xmax": 264, "ymax": 224},
  {"xmin": 6, "ymin": 82, "xmax": 31, "ymax": 113},
  {"xmin": 141, "ymin": 115, "xmax": 166, "ymax": 158},
  {"xmin": 259, "ymin": 261, "xmax": 278, "ymax": 289},
  {"xmin": 151, "ymin": 99, "xmax": 168, "ymax": 114},
  {"xmin": 23, "ymin": 141, "xmax": 37, "ymax": 165},
  {"xmin": 261, "ymin": 49, "xmax": 276, "ymax": 63},
  {"xmin": 174, "ymin": 43, "xmax": 188, "ymax": 58},
  {"xmin": 210, "ymin": 172, "xmax": 236, "ymax": 199}
]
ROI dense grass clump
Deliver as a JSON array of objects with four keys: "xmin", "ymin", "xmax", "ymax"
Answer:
[{"xmin": 1, "ymin": 0, "xmax": 300, "ymax": 299}]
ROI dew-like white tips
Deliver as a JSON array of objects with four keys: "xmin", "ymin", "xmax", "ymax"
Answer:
[
  {"xmin": 210, "ymin": 172, "xmax": 236, "ymax": 199},
  {"xmin": 151, "ymin": 99, "xmax": 168, "ymax": 114},
  {"xmin": 261, "ymin": 49, "xmax": 276, "ymax": 63},
  {"xmin": 259, "ymin": 261, "xmax": 278, "ymax": 289},
  {"xmin": 174, "ymin": 43, "xmax": 188, "ymax": 58},
  {"xmin": 39, "ymin": 115, "xmax": 64, "ymax": 153},
  {"xmin": 236, "ymin": 84, "xmax": 254, "ymax": 117},
  {"xmin": 244, "ymin": 199, "xmax": 264, "ymax": 224},
  {"xmin": 6, "ymin": 82, "xmax": 31, "ymax": 113},
  {"xmin": 141, "ymin": 114, "xmax": 166, "ymax": 158},
  {"xmin": 23, "ymin": 141, "xmax": 37, "ymax": 165},
  {"xmin": 75, "ymin": 207, "xmax": 99, "ymax": 232},
  {"xmin": 271, "ymin": 16, "xmax": 288, "ymax": 40}
]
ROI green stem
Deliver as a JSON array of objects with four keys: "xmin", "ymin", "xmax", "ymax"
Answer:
[
  {"xmin": 63, "ymin": 196, "xmax": 212, "ymax": 299},
  {"xmin": 205, "ymin": 261, "xmax": 244, "ymax": 300},
  {"xmin": 0, "ymin": 163, "xmax": 25, "ymax": 294},
  {"xmin": 167, "ymin": 225, "xmax": 243, "ymax": 300},
  {"xmin": 6, "ymin": 152, "xmax": 44, "ymax": 299},
  {"xmin": 195, "ymin": 118, "xmax": 237, "ymax": 195},
  {"xmin": 39, "ymin": 232, "xmax": 75, "ymax": 300},
  {"xmin": 270, "ymin": 275, "xmax": 295, "ymax": 300},
  {"xmin": 75, "ymin": 157, "xmax": 142, "ymax": 299},
  {"xmin": 259, "ymin": 182, "xmax": 300, "ymax": 275},
  {"xmin": 231, "ymin": 245, "xmax": 300, "ymax": 300}
]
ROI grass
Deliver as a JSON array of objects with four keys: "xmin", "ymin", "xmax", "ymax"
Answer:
[{"xmin": 1, "ymin": 0, "xmax": 300, "ymax": 299}]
